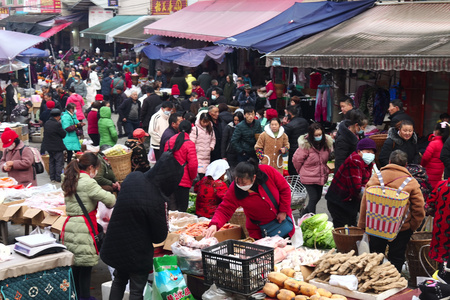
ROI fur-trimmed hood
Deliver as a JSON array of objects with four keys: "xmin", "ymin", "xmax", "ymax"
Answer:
[
  {"xmin": 263, "ymin": 123, "xmax": 285, "ymax": 138},
  {"xmin": 387, "ymin": 127, "xmax": 417, "ymax": 146},
  {"xmin": 298, "ymin": 134, "xmax": 333, "ymax": 150}
]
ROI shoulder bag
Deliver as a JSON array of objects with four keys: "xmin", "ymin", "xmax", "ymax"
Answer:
[
  {"xmin": 257, "ymin": 182, "xmax": 293, "ymax": 237},
  {"xmin": 74, "ymin": 193, "xmax": 104, "ymax": 253}
]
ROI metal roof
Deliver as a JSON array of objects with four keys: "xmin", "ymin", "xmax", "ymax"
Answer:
[
  {"xmin": 0, "ymin": 14, "xmax": 58, "ymax": 27},
  {"xmin": 266, "ymin": 2, "xmax": 450, "ymax": 72},
  {"xmin": 113, "ymin": 17, "xmax": 162, "ymax": 44}
]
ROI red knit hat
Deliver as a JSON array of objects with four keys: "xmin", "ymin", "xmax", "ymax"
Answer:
[
  {"xmin": 95, "ymin": 94, "xmax": 104, "ymax": 101},
  {"xmin": 266, "ymin": 108, "xmax": 278, "ymax": 121},
  {"xmin": 1, "ymin": 128, "xmax": 19, "ymax": 148},
  {"xmin": 171, "ymin": 84, "xmax": 180, "ymax": 96},
  {"xmin": 46, "ymin": 100, "xmax": 55, "ymax": 109}
]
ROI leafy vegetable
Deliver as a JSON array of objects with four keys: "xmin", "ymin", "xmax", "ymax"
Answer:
[
  {"xmin": 186, "ymin": 193, "xmax": 197, "ymax": 214},
  {"xmin": 301, "ymin": 213, "xmax": 328, "ymax": 232},
  {"xmin": 301, "ymin": 214, "xmax": 335, "ymax": 249}
]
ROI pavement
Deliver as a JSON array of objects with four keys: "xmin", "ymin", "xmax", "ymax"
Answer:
[{"xmin": 2, "ymin": 111, "xmax": 332, "ymax": 300}]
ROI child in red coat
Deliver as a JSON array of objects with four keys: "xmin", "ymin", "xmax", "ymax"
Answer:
[{"xmin": 194, "ymin": 159, "xmax": 229, "ymax": 218}]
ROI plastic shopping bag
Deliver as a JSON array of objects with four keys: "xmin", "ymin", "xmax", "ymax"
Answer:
[
  {"xmin": 152, "ymin": 255, "xmax": 194, "ymax": 300},
  {"xmin": 202, "ymin": 284, "xmax": 233, "ymax": 300},
  {"xmin": 148, "ymin": 148, "xmax": 156, "ymax": 165}
]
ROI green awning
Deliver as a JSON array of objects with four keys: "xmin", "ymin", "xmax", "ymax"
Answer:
[
  {"xmin": 80, "ymin": 15, "xmax": 144, "ymax": 40},
  {"xmin": 113, "ymin": 17, "xmax": 162, "ymax": 45}
]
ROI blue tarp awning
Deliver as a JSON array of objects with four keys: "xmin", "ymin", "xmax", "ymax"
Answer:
[{"xmin": 215, "ymin": 0, "xmax": 375, "ymax": 53}]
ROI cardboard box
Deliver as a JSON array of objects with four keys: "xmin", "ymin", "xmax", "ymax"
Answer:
[
  {"xmin": 163, "ymin": 225, "xmax": 242, "ymax": 251},
  {"xmin": 51, "ymin": 216, "xmax": 68, "ymax": 233},
  {"xmin": 23, "ymin": 208, "xmax": 49, "ymax": 226},
  {"xmin": 41, "ymin": 206, "xmax": 66, "ymax": 227},
  {"xmin": 0, "ymin": 200, "xmax": 27, "ymax": 223},
  {"xmin": 20, "ymin": 133, "xmax": 29, "ymax": 142}
]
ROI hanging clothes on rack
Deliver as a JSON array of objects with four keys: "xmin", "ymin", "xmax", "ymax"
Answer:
[
  {"xmin": 310, "ymin": 72, "xmax": 322, "ymax": 89},
  {"xmin": 315, "ymin": 85, "xmax": 332, "ymax": 122},
  {"xmin": 354, "ymin": 84, "xmax": 371, "ymax": 109}
]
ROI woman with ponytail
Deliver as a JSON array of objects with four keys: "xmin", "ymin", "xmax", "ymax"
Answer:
[
  {"xmin": 61, "ymin": 152, "xmax": 116, "ymax": 300},
  {"xmin": 164, "ymin": 120, "xmax": 198, "ymax": 211},
  {"xmin": 204, "ymin": 158, "xmax": 294, "ymax": 240}
]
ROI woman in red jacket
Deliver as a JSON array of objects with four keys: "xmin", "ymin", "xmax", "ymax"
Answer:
[
  {"xmin": 87, "ymin": 101, "xmax": 101, "ymax": 146},
  {"xmin": 422, "ymin": 123, "xmax": 449, "ymax": 189},
  {"xmin": 205, "ymin": 159, "xmax": 294, "ymax": 240},
  {"xmin": 164, "ymin": 120, "xmax": 198, "ymax": 212}
]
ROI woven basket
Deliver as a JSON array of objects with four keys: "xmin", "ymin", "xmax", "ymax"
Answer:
[
  {"xmin": 41, "ymin": 154, "xmax": 50, "ymax": 175},
  {"xmin": 369, "ymin": 134, "xmax": 387, "ymax": 167},
  {"xmin": 106, "ymin": 151, "xmax": 132, "ymax": 181},
  {"xmin": 365, "ymin": 185, "xmax": 410, "ymax": 241},
  {"xmin": 332, "ymin": 227, "xmax": 365, "ymax": 253},
  {"xmin": 229, "ymin": 208, "xmax": 248, "ymax": 238},
  {"xmin": 406, "ymin": 231, "xmax": 437, "ymax": 287}
]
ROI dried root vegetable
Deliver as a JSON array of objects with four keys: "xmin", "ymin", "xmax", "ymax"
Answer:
[{"xmin": 308, "ymin": 252, "xmax": 407, "ymax": 294}]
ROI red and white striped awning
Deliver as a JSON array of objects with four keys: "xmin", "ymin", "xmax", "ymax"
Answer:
[{"xmin": 266, "ymin": 2, "xmax": 450, "ymax": 72}]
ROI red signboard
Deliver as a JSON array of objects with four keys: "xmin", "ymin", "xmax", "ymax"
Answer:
[
  {"xmin": 40, "ymin": 0, "xmax": 61, "ymax": 13},
  {"xmin": 151, "ymin": 0, "xmax": 187, "ymax": 15}
]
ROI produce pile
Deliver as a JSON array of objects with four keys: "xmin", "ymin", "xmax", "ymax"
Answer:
[
  {"xmin": 307, "ymin": 250, "xmax": 407, "ymax": 293},
  {"xmin": 186, "ymin": 193, "xmax": 196, "ymax": 214},
  {"xmin": 103, "ymin": 144, "xmax": 130, "ymax": 156},
  {"xmin": 276, "ymin": 248, "xmax": 326, "ymax": 280},
  {"xmin": 263, "ymin": 270, "xmax": 347, "ymax": 299},
  {"xmin": 174, "ymin": 221, "xmax": 237, "ymax": 236},
  {"xmin": 301, "ymin": 214, "xmax": 335, "ymax": 249}
]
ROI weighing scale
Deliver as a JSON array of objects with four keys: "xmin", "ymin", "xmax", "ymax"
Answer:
[{"xmin": 14, "ymin": 234, "xmax": 66, "ymax": 258}]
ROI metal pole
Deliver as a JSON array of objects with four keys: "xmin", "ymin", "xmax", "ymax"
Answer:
[{"xmin": 114, "ymin": 41, "xmax": 117, "ymax": 63}]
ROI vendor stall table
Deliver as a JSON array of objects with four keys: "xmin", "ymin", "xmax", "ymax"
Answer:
[{"xmin": 0, "ymin": 245, "xmax": 75, "ymax": 299}]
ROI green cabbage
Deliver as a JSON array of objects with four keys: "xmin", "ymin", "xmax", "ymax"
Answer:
[{"xmin": 301, "ymin": 215, "xmax": 336, "ymax": 249}]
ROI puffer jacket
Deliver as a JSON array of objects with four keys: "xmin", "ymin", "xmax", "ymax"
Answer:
[
  {"xmin": 149, "ymin": 109, "xmax": 170, "ymax": 150},
  {"xmin": 293, "ymin": 134, "xmax": 333, "ymax": 185},
  {"xmin": 190, "ymin": 120, "xmax": 216, "ymax": 174},
  {"xmin": 62, "ymin": 173, "xmax": 115, "ymax": 266},
  {"xmin": 0, "ymin": 141, "xmax": 36, "ymax": 186},
  {"xmin": 61, "ymin": 111, "xmax": 81, "ymax": 151},
  {"xmin": 98, "ymin": 107, "xmax": 118, "ymax": 147},
  {"xmin": 66, "ymin": 93, "xmax": 85, "ymax": 120},
  {"xmin": 379, "ymin": 127, "xmax": 419, "ymax": 167},
  {"xmin": 231, "ymin": 119, "xmax": 262, "ymax": 154},
  {"xmin": 421, "ymin": 135, "xmax": 445, "ymax": 189},
  {"xmin": 94, "ymin": 154, "xmax": 117, "ymax": 187},
  {"xmin": 255, "ymin": 125, "xmax": 290, "ymax": 174},
  {"xmin": 334, "ymin": 121, "xmax": 359, "ymax": 173},
  {"xmin": 165, "ymin": 132, "xmax": 198, "ymax": 188},
  {"xmin": 185, "ymin": 74, "xmax": 196, "ymax": 96}
]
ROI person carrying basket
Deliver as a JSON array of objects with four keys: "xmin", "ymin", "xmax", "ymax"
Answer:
[{"xmin": 358, "ymin": 150, "xmax": 425, "ymax": 272}]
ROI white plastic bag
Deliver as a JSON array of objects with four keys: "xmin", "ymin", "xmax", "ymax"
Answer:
[
  {"xmin": 148, "ymin": 148, "xmax": 156, "ymax": 164},
  {"xmin": 357, "ymin": 233, "xmax": 370, "ymax": 255},
  {"xmin": 202, "ymin": 284, "xmax": 233, "ymax": 300},
  {"xmin": 30, "ymin": 226, "xmax": 55, "ymax": 239},
  {"xmin": 291, "ymin": 221, "xmax": 303, "ymax": 248}
]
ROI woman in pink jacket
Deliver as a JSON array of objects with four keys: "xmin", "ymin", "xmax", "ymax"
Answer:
[
  {"xmin": 165, "ymin": 120, "xmax": 198, "ymax": 212},
  {"xmin": 422, "ymin": 123, "xmax": 449, "ymax": 189},
  {"xmin": 66, "ymin": 86, "xmax": 85, "ymax": 121},
  {"xmin": 190, "ymin": 112, "xmax": 216, "ymax": 176},
  {"xmin": 293, "ymin": 123, "xmax": 333, "ymax": 214}
]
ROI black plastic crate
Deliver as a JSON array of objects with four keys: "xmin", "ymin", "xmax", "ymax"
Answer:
[{"xmin": 201, "ymin": 240, "xmax": 274, "ymax": 295}]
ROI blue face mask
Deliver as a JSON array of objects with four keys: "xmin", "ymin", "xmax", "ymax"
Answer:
[
  {"xmin": 211, "ymin": 95, "xmax": 217, "ymax": 100},
  {"xmin": 314, "ymin": 136, "xmax": 322, "ymax": 142},
  {"xmin": 358, "ymin": 129, "xmax": 364, "ymax": 134},
  {"xmin": 192, "ymin": 98, "xmax": 198, "ymax": 102},
  {"xmin": 74, "ymin": 79, "xmax": 78, "ymax": 83},
  {"xmin": 163, "ymin": 111, "xmax": 170, "ymax": 116}
]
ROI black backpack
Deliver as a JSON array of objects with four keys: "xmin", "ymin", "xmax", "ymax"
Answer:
[{"xmin": 158, "ymin": 134, "xmax": 187, "ymax": 186}]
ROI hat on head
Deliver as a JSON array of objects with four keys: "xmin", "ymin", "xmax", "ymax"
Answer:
[
  {"xmin": 133, "ymin": 128, "xmax": 149, "ymax": 139},
  {"xmin": 205, "ymin": 159, "xmax": 230, "ymax": 180},
  {"xmin": 1, "ymin": 128, "xmax": 19, "ymax": 148},
  {"xmin": 266, "ymin": 108, "xmax": 278, "ymax": 121},
  {"xmin": 171, "ymin": 84, "xmax": 180, "ymax": 96},
  {"xmin": 357, "ymin": 138, "xmax": 377, "ymax": 153},
  {"xmin": 46, "ymin": 100, "xmax": 55, "ymax": 109},
  {"xmin": 50, "ymin": 108, "xmax": 61, "ymax": 117},
  {"xmin": 244, "ymin": 84, "xmax": 251, "ymax": 90},
  {"xmin": 95, "ymin": 94, "xmax": 104, "ymax": 101}
]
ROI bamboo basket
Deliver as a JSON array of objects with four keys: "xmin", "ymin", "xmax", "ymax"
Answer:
[
  {"xmin": 369, "ymin": 134, "xmax": 388, "ymax": 167},
  {"xmin": 332, "ymin": 227, "xmax": 365, "ymax": 253},
  {"xmin": 230, "ymin": 207, "xmax": 248, "ymax": 238},
  {"xmin": 105, "ymin": 151, "xmax": 132, "ymax": 182}
]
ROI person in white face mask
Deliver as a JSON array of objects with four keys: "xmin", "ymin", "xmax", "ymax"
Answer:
[
  {"xmin": 61, "ymin": 152, "xmax": 116, "ymax": 300},
  {"xmin": 325, "ymin": 138, "xmax": 377, "ymax": 229},
  {"xmin": 204, "ymin": 158, "xmax": 295, "ymax": 240}
]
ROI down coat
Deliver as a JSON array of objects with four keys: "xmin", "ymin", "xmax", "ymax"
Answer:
[
  {"xmin": 379, "ymin": 127, "xmax": 419, "ymax": 167},
  {"xmin": 255, "ymin": 125, "xmax": 289, "ymax": 174},
  {"xmin": 61, "ymin": 111, "xmax": 81, "ymax": 151},
  {"xmin": 66, "ymin": 93, "xmax": 85, "ymax": 120},
  {"xmin": 421, "ymin": 135, "xmax": 445, "ymax": 189},
  {"xmin": 164, "ymin": 132, "xmax": 198, "ymax": 188},
  {"xmin": 98, "ymin": 107, "xmax": 118, "ymax": 147},
  {"xmin": 100, "ymin": 156, "xmax": 179, "ymax": 274},
  {"xmin": 293, "ymin": 134, "xmax": 333, "ymax": 185},
  {"xmin": 190, "ymin": 120, "xmax": 216, "ymax": 174},
  {"xmin": 63, "ymin": 173, "xmax": 116, "ymax": 266},
  {"xmin": 0, "ymin": 141, "xmax": 36, "ymax": 186}
]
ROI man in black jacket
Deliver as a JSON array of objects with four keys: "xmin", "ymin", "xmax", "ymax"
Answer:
[
  {"xmin": 100, "ymin": 154, "xmax": 178, "ymax": 299},
  {"xmin": 118, "ymin": 90, "xmax": 141, "ymax": 139},
  {"xmin": 5, "ymin": 79, "xmax": 19, "ymax": 120},
  {"xmin": 160, "ymin": 113, "xmax": 182, "ymax": 153},
  {"xmin": 388, "ymin": 99, "xmax": 414, "ymax": 128},
  {"xmin": 283, "ymin": 105, "xmax": 309, "ymax": 175},
  {"xmin": 42, "ymin": 109, "xmax": 66, "ymax": 183},
  {"xmin": 140, "ymin": 86, "xmax": 161, "ymax": 132}
]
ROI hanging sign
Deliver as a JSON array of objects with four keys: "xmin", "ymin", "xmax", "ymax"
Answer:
[{"xmin": 151, "ymin": 0, "xmax": 187, "ymax": 15}]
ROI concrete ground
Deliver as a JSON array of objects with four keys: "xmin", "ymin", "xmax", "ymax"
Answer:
[{"xmin": 2, "ymin": 111, "xmax": 332, "ymax": 300}]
